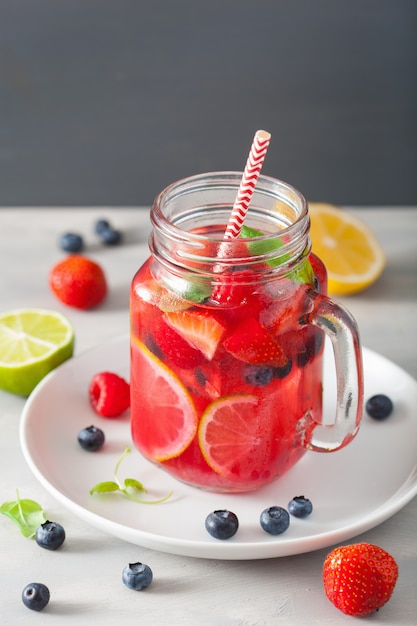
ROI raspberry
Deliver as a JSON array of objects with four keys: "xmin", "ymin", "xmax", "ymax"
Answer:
[
  {"xmin": 49, "ymin": 255, "xmax": 107, "ymax": 310},
  {"xmin": 89, "ymin": 372, "xmax": 130, "ymax": 417}
]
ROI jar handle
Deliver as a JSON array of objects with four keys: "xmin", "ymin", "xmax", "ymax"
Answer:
[{"xmin": 301, "ymin": 291, "xmax": 364, "ymax": 452}]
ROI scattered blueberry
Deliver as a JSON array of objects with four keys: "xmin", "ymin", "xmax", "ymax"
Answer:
[
  {"xmin": 100, "ymin": 228, "xmax": 122, "ymax": 246},
  {"xmin": 94, "ymin": 219, "xmax": 111, "ymax": 235},
  {"xmin": 205, "ymin": 510, "xmax": 239, "ymax": 540},
  {"xmin": 94, "ymin": 218, "xmax": 122, "ymax": 245},
  {"xmin": 243, "ymin": 364, "xmax": 274, "ymax": 387},
  {"xmin": 288, "ymin": 496, "xmax": 313, "ymax": 518},
  {"xmin": 366, "ymin": 394, "xmax": 394, "ymax": 420},
  {"xmin": 77, "ymin": 425, "xmax": 105, "ymax": 451},
  {"xmin": 260, "ymin": 506, "xmax": 290, "ymax": 535},
  {"xmin": 122, "ymin": 562, "xmax": 153, "ymax": 590},
  {"xmin": 59, "ymin": 232, "xmax": 84, "ymax": 253},
  {"xmin": 35, "ymin": 520, "xmax": 66, "ymax": 550},
  {"xmin": 22, "ymin": 582, "xmax": 50, "ymax": 611}
]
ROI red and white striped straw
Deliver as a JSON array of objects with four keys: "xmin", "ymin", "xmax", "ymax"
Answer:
[{"xmin": 224, "ymin": 130, "xmax": 271, "ymax": 240}]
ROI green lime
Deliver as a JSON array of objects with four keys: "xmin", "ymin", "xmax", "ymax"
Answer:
[{"xmin": 0, "ymin": 308, "xmax": 75, "ymax": 396}]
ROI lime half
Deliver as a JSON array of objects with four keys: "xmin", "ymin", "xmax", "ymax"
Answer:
[{"xmin": 0, "ymin": 308, "xmax": 75, "ymax": 396}]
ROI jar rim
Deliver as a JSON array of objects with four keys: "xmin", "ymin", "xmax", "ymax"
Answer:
[
  {"xmin": 150, "ymin": 171, "xmax": 310, "ymax": 272},
  {"xmin": 154, "ymin": 171, "xmax": 307, "ymax": 223}
]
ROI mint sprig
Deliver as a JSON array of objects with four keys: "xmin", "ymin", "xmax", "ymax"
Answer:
[
  {"xmin": 0, "ymin": 490, "xmax": 46, "ymax": 538},
  {"xmin": 240, "ymin": 225, "xmax": 314, "ymax": 284},
  {"xmin": 89, "ymin": 447, "xmax": 172, "ymax": 504}
]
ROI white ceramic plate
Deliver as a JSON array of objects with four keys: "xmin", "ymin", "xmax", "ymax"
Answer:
[{"xmin": 20, "ymin": 336, "xmax": 417, "ymax": 560}]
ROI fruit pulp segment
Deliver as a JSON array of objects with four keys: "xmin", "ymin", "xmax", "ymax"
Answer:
[{"xmin": 130, "ymin": 257, "xmax": 325, "ymax": 492}]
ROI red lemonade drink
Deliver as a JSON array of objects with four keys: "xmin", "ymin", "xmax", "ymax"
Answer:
[{"xmin": 130, "ymin": 173, "xmax": 363, "ymax": 493}]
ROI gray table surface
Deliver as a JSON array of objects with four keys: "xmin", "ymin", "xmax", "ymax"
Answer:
[{"xmin": 0, "ymin": 207, "xmax": 416, "ymax": 625}]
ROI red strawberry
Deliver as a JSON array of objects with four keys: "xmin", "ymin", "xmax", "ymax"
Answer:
[
  {"xmin": 223, "ymin": 318, "xmax": 287, "ymax": 367},
  {"xmin": 49, "ymin": 255, "xmax": 107, "ymax": 309},
  {"xmin": 163, "ymin": 310, "xmax": 226, "ymax": 361},
  {"xmin": 211, "ymin": 270, "xmax": 259, "ymax": 307},
  {"xmin": 152, "ymin": 316, "xmax": 205, "ymax": 369},
  {"xmin": 323, "ymin": 543, "xmax": 399, "ymax": 617},
  {"xmin": 89, "ymin": 371, "xmax": 130, "ymax": 417}
]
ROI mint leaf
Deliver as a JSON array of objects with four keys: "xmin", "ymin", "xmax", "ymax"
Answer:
[
  {"xmin": 89, "ymin": 481, "xmax": 120, "ymax": 495},
  {"xmin": 240, "ymin": 225, "xmax": 314, "ymax": 283},
  {"xmin": 124, "ymin": 478, "xmax": 145, "ymax": 492},
  {"xmin": 0, "ymin": 491, "xmax": 46, "ymax": 538},
  {"xmin": 240, "ymin": 225, "xmax": 289, "ymax": 266},
  {"xmin": 89, "ymin": 447, "xmax": 172, "ymax": 505},
  {"xmin": 290, "ymin": 258, "xmax": 315, "ymax": 284},
  {"xmin": 160, "ymin": 276, "xmax": 211, "ymax": 306}
]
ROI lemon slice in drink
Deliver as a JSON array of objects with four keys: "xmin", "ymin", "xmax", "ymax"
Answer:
[
  {"xmin": 309, "ymin": 203, "xmax": 386, "ymax": 295},
  {"xmin": 0, "ymin": 308, "xmax": 75, "ymax": 396}
]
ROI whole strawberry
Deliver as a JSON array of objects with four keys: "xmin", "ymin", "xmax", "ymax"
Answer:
[
  {"xmin": 323, "ymin": 542, "xmax": 398, "ymax": 617},
  {"xmin": 49, "ymin": 255, "xmax": 107, "ymax": 310}
]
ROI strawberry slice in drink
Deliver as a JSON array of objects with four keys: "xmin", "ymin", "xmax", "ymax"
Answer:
[
  {"xmin": 163, "ymin": 309, "xmax": 226, "ymax": 361},
  {"xmin": 223, "ymin": 318, "xmax": 288, "ymax": 367},
  {"xmin": 151, "ymin": 315, "xmax": 205, "ymax": 369}
]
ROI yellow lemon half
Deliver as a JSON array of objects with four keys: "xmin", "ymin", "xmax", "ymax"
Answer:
[{"xmin": 308, "ymin": 203, "xmax": 386, "ymax": 295}]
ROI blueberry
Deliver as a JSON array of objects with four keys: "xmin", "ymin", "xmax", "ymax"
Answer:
[
  {"xmin": 35, "ymin": 520, "xmax": 66, "ymax": 550},
  {"xmin": 144, "ymin": 334, "xmax": 164, "ymax": 360},
  {"xmin": 77, "ymin": 425, "xmax": 105, "ymax": 451},
  {"xmin": 122, "ymin": 562, "xmax": 153, "ymax": 590},
  {"xmin": 94, "ymin": 219, "xmax": 111, "ymax": 235},
  {"xmin": 272, "ymin": 358, "xmax": 293, "ymax": 379},
  {"xmin": 59, "ymin": 232, "xmax": 84, "ymax": 253},
  {"xmin": 22, "ymin": 582, "xmax": 50, "ymax": 611},
  {"xmin": 288, "ymin": 496, "xmax": 313, "ymax": 518},
  {"xmin": 296, "ymin": 331, "xmax": 324, "ymax": 368},
  {"xmin": 100, "ymin": 228, "xmax": 122, "ymax": 246},
  {"xmin": 94, "ymin": 218, "xmax": 122, "ymax": 246},
  {"xmin": 366, "ymin": 394, "xmax": 393, "ymax": 420},
  {"xmin": 243, "ymin": 364, "xmax": 274, "ymax": 387},
  {"xmin": 195, "ymin": 367, "xmax": 207, "ymax": 386},
  {"xmin": 260, "ymin": 506, "xmax": 290, "ymax": 535},
  {"xmin": 205, "ymin": 510, "xmax": 239, "ymax": 540}
]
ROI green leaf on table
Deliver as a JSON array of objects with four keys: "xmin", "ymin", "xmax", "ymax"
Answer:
[
  {"xmin": 89, "ymin": 447, "xmax": 172, "ymax": 504},
  {"xmin": 89, "ymin": 481, "xmax": 120, "ymax": 495},
  {"xmin": 0, "ymin": 491, "xmax": 46, "ymax": 538},
  {"xmin": 124, "ymin": 478, "xmax": 145, "ymax": 492}
]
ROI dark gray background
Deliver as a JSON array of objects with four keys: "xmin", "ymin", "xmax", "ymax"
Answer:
[{"xmin": 1, "ymin": 0, "xmax": 416, "ymax": 207}]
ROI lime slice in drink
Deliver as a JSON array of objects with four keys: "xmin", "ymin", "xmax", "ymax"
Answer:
[{"xmin": 0, "ymin": 308, "xmax": 75, "ymax": 396}]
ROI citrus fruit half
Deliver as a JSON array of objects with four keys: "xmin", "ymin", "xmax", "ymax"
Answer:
[
  {"xmin": 308, "ymin": 202, "xmax": 386, "ymax": 295},
  {"xmin": 198, "ymin": 394, "xmax": 274, "ymax": 480},
  {"xmin": 0, "ymin": 308, "xmax": 75, "ymax": 396},
  {"xmin": 130, "ymin": 339, "xmax": 198, "ymax": 461}
]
